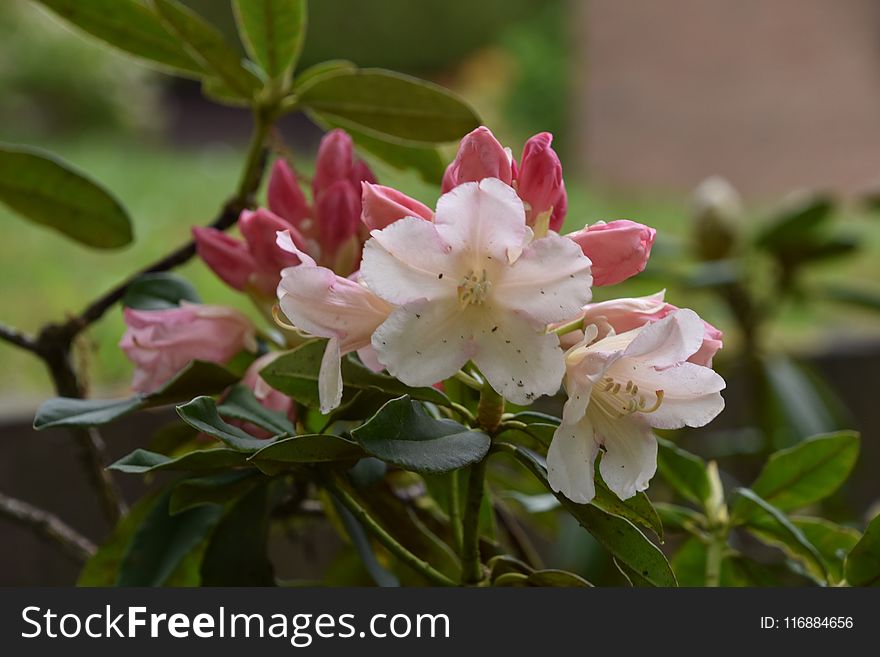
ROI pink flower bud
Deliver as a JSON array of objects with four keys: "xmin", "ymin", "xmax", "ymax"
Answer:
[
  {"xmin": 234, "ymin": 352, "xmax": 295, "ymax": 438},
  {"xmin": 566, "ymin": 220, "xmax": 656, "ymax": 286},
  {"xmin": 441, "ymin": 126, "xmax": 513, "ymax": 192},
  {"xmin": 549, "ymin": 182, "xmax": 568, "ymax": 232},
  {"xmin": 120, "ymin": 304, "xmax": 257, "ymax": 393},
  {"xmin": 268, "ymin": 159, "xmax": 310, "ymax": 228},
  {"xmin": 313, "ymin": 129, "xmax": 354, "ymax": 195},
  {"xmin": 361, "ymin": 182, "xmax": 433, "ymax": 230},
  {"xmin": 315, "ymin": 179, "xmax": 361, "ymax": 267},
  {"xmin": 517, "ymin": 132, "xmax": 565, "ymax": 227},
  {"xmin": 239, "ymin": 209, "xmax": 305, "ymax": 296},
  {"xmin": 193, "ymin": 227, "xmax": 256, "ymax": 291},
  {"xmin": 350, "ymin": 157, "xmax": 377, "ymax": 186}
]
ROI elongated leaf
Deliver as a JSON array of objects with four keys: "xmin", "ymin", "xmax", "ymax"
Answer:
[
  {"xmin": 763, "ymin": 357, "xmax": 839, "ymax": 443},
  {"xmin": 116, "ymin": 490, "xmax": 223, "ymax": 586},
  {"xmin": 654, "ymin": 503, "xmax": 705, "ymax": 533},
  {"xmin": 249, "ymin": 434, "xmax": 364, "ymax": 471},
  {"xmin": 232, "ymin": 0, "xmax": 306, "ymax": 80},
  {"xmin": 34, "ymin": 360, "xmax": 239, "ymax": 429},
  {"xmin": 177, "ymin": 396, "xmax": 276, "ymax": 452},
  {"xmin": 756, "ymin": 193, "xmax": 834, "ymax": 249},
  {"xmin": 351, "ymin": 396, "xmax": 490, "ymax": 474},
  {"xmin": 0, "ymin": 144, "xmax": 132, "ymax": 248},
  {"xmin": 293, "ymin": 60, "xmax": 357, "ymax": 92},
  {"xmin": 300, "ymin": 69, "xmax": 480, "ymax": 145},
  {"xmin": 844, "ymin": 513, "xmax": 880, "ymax": 586},
  {"xmin": 200, "ymin": 484, "xmax": 275, "ymax": 585},
  {"xmin": 328, "ymin": 493, "xmax": 399, "ymax": 587},
  {"xmin": 526, "ymin": 569, "xmax": 593, "ymax": 587},
  {"xmin": 593, "ymin": 459, "xmax": 663, "ymax": 540},
  {"xmin": 34, "ymin": 0, "xmax": 204, "ymax": 76},
  {"xmin": 792, "ymin": 517, "xmax": 860, "ymax": 584},
  {"xmin": 122, "ymin": 272, "xmax": 200, "ymax": 310},
  {"xmin": 733, "ymin": 431, "xmax": 859, "ymax": 521},
  {"xmin": 170, "ymin": 471, "xmax": 264, "ymax": 515},
  {"xmin": 152, "ymin": 0, "xmax": 261, "ymax": 99},
  {"xmin": 497, "ymin": 442, "xmax": 676, "ymax": 587},
  {"xmin": 109, "ymin": 448, "xmax": 247, "ymax": 474},
  {"xmin": 217, "ymin": 384, "xmax": 295, "ymax": 435},
  {"xmin": 735, "ymin": 487, "xmax": 826, "ymax": 583},
  {"xmin": 488, "ymin": 555, "xmax": 533, "ymax": 580},
  {"xmin": 657, "ymin": 437, "xmax": 712, "ymax": 507}
]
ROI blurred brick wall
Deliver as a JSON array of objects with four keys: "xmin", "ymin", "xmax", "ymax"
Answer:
[{"xmin": 579, "ymin": 0, "xmax": 880, "ymax": 196}]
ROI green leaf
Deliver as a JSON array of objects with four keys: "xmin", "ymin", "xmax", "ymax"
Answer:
[
  {"xmin": 232, "ymin": 0, "xmax": 306, "ymax": 80},
  {"xmin": 351, "ymin": 396, "xmax": 490, "ymax": 474},
  {"xmin": 33, "ymin": 0, "xmax": 204, "ymax": 76},
  {"xmin": 170, "ymin": 471, "xmax": 264, "ymax": 514},
  {"xmin": 821, "ymin": 284, "xmax": 880, "ymax": 312},
  {"xmin": 200, "ymin": 484, "xmax": 275, "ymax": 585},
  {"xmin": 657, "ymin": 437, "xmax": 712, "ymax": 507},
  {"xmin": 593, "ymin": 461, "xmax": 664, "ymax": 540},
  {"xmin": 293, "ymin": 60, "xmax": 357, "ymax": 92},
  {"xmin": 793, "ymin": 517, "xmax": 860, "ymax": 584},
  {"xmin": 108, "ymin": 448, "xmax": 248, "ymax": 474},
  {"xmin": 217, "ymin": 384, "xmax": 295, "ymax": 435},
  {"xmin": 845, "ymin": 513, "xmax": 880, "ymax": 586},
  {"xmin": 0, "ymin": 144, "xmax": 132, "ymax": 248},
  {"xmin": 525, "ymin": 569, "xmax": 593, "ymax": 587},
  {"xmin": 734, "ymin": 487, "xmax": 826, "ymax": 583},
  {"xmin": 299, "ymin": 68, "xmax": 480, "ymax": 145},
  {"xmin": 497, "ymin": 442, "xmax": 676, "ymax": 587},
  {"xmin": 152, "ymin": 0, "xmax": 261, "ymax": 99},
  {"xmin": 493, "ymin": 572, "xmax": 530, "ymax": 587},
  {"xmin": 755, "ymin": 193, "xmax": 834, "ymax": 250},
  {"xmin": 654, "ymin": 503, "xmax": 706, "ymax": 533},
  {"xmin": 249, "ymin": 434, "xmax": 364, "ymax": 472},
  {"xmin": 116, "ymin": 490, "xmax": 223, "ymax": 586},
  {"xmin": 763, "ymin": 357, "xmax": 839, "ymax": 443},
  {"xmin": 733, "ymin": 431, "xmax": 859, "ymax": 521},
  {"xmin": 488, "ymin": 555, "xmax": 533, "ymax": 580},
  {"xmin": 122, "ymin": 272, "xmax": 200, "ymax": 310},
  {"xmin": 177, "ymin": 396, "xmax": 276, "ymax": 452},
  {"xmin": 671, "ymin": 538, "xmax": 780, "ymax": 587},
  {"xmin": 34, "ymin": 360, "xmax": 239, "ymax": 429}
]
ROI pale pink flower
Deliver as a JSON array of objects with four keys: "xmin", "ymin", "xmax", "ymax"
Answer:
[{"xmin": 566, "ymin": 220, "xmax": 656, "ymax": 286}]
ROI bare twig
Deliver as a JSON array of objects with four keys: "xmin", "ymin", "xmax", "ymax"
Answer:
[
  {"xmin": 0, "ymin": 322, "xmax": 37, "ymax": 352},
  {"xmin": 0, "ymin": 491, "xmax": 96, "ymax": 562}
]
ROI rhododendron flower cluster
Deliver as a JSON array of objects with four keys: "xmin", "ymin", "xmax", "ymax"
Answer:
[{"xmin": 120, "ymin": 125, "xmax": 725, "ymax": 504}]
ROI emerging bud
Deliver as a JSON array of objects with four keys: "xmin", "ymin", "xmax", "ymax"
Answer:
[
  {"xmin": 193, "ymin": 227, "xmax": 256, "ymax": 291},
  {"xmin": 315, "ymin": 179, "xmax": 361, "ymax": 274},
  {"xmin": 361, "ymin": 182, "xmax": 433, "ymax": 230},
  {"xmin": 692, "ymin": 177, "xmax": 742, "ymax": 261},
  {"xmin": 268, "ymin": 159, "xmax": 310, "ymax": 228},
  {"xmin": 566, "ymin": 220, "xmax": 656, "ymax": 286},
  {"xmin": 442, "ymin": 126, "xmax": 513, "ymax": 192},
  {"xmin": 517, "ymin": 132, "xmax": 565, "ymax": 228},
  {"xmin": 313, "ymin": 129, "xmax": 354, "ymax": 195},
  {"xmin": 238, "ymin": 209, "xmax": 305, "ymax": 296}
]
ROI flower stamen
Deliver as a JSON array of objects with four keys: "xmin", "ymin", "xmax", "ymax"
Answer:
[
  {"xmin": 600, "ymin": 377, "xmax": 664, "ymax": 416},
  {"xmin": 458, "ymin": 269, "xmax": 492, "ymax": 308}
]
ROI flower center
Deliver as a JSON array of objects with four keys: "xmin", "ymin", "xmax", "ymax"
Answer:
[
  {"xmin": 457, "ymin": 269, "xmax": 492, "ymax": 307},
  {"xmin": 595, "ymin": 377, "xmax": 664, "ymax": 417}
]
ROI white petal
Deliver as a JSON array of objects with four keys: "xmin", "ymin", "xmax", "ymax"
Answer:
[
  {"xmin": 472, "ymin": 309, "xmax": 565, "ymax": 405},
  {"xmin": 318, "ymin": 337, "xmax": 343, "ymax": 414},
  {"xmin": 547, "ymin": 419, "xmax": 600, "ymax": 504},
  {"xmin": 372, "ymin": 298, "xmax": 475, "ymax": 387},
  {"xmin": 361, "ymin": 217, "xmax": 456, "ymax": 305},
  {"xmin": 623, "ymin": 361, "xmax": 726, "ymax": 429},
  {"xmin": 494, "ymin": 232, "xmax": 593, "ymax": 325},
  {"xmin": 434, "ymin": 178, "xmax": 528, "ymax": 263},
  {"xmin": 356, "ymin": 345, "xmax": 385, "ymax": 373},
  {"xmin": 623, "ymin": 308, "xmax": 705, "ymax": 367},
  {"xmin": 594, "ymin": 414, "xmax": 657, "ymax": 500}
]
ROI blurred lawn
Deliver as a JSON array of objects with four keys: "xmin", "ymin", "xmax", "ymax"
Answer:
[{"xmin": 2, "ymin": 136, "xmax": 879, "ymax": 410}]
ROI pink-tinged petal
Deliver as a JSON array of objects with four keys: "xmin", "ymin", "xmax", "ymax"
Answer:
[
  {"xmin": 441, "ymin": 126, "xmax": 513, "ymax": 192},
  {"xmin": 517, "ymin": 132, "xmax": 565, "ymax": 226},
  {"xmin": 494, "ymin": 232, "xmax": 592, "ymax": 326},
  {"xmin": 361, "ymin": 182, "xmax": 433, "ymax": 230},
  {"xmin": 318, "ymin": 337, "xmax": 344, "ymax": 414},
  {"xmin": 193, "ymin": 226, "xmax": 255, "ymax": 291},
  {"xmin": 239, "ymin": 209, "xmax": 304, "ymax": 295},
  {"xmin": 567, "ymin": 220, "xmax": 656, "ymax": 286},
  {"xmin": 623, "ymin": 308, "xmax": 707, "ymax": 368},
  {"xmin": 313, "ymin": 129, "xmax": 354, "ymax": 195},
  {"xmin": 350, "ymin": 158, "xmax": 376, "ymax": 186},
  {"xmin": 361, "ymin": 217, "xmax": 455, "ymax": 304},
  {"xmin": 242, "ymin": 352, "xmax": 292, "ymax": 414},
  {"xmin": 580, "ymin": 291, "xmax": 669, "ymax": 335},
  {"xmin": 268, "ymin": 159, "xmax": 310, "ymax": 228},
  {"xmin": 547, "ymin": 419, "xmax": 600, "ymax": 504},
  {"xmin": 276, "ymin": 230, "xmax": 316, "ymax": 266},
  {"xmin": 356, "ymin": 344, "xmax": 385, "ymax": 373},
  {"xmin": 689, "ymin": 320, "xmax": 723, "ymax": 367},
  {"xmin": 314, "ymin": 179, "xmax": 361, "ymax": 263},
  {"xmin": 549, "ymin": 181, "xmax": 567, "ymax": 232},
  {"xmin": 371, "ymin": 298, "xmax": 476, "ymax": 387},
  {"xmin": 471, "ymin": 309, "xmax": 566, "ymax": 405},
  {"xmin": 434, "ymin": 178, "xmax": 528, "ymax": 263},
  {"xmin": 594, "ymin": 413, "xmax": 657, "ymax": 500}
]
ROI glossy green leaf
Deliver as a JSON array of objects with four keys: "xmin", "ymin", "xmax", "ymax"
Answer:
[
  {"xmin": 525, "ymin": 569, "xmax": 593, "ymax": 587},
  {"xmin": 232, "ymin": 0, "xmax": 306, "ymax": 80},
  {"xmin": 33, "ymin": 0, "xmax": 204, "ymax": 76},
  {"xmin": 152, "ymin": 0, "xmax": 261, "ymax": 99},
  {"xmin": 122, "ymin": 272, "xmax": 200, "ymax": 310},
  {"xmin": 300, "ymin": 68, "xmax": 480, "ymax": 145},
  {"xmin": 593, "ymin": 462, "xmax": 664, "ymax": 540},
  {"xmin": 293, "ymin": 59, "xmax": 357, "ymax": 91},
  {"xmin": 0, "ymin": 144, "xmax": 132, "ymax": 248},
  {"xmin": 34, "ymin": 360, "xmax": 239, "ymax": 429},
  {"xmin": 200, "ymin": 484, "xmax": 275, "ymax": 585},
  {"xmin": 170, "ymin": 471, "xmax": 264, "ymax": 515},
  {"xmin": 249, "ymin": 434, "xmax": 364, "ymax": 471},
  {"xmin": 351, "ymin": 396, "xmax": 490, "ymax": 474},
  {"xmin": 115, "ymin": 490, "xmax": 223, "ymax": 586},
  {"xmin": 497, "ymin": 442, "xmax": 676, "ymax": 587},
  {"xmin": 487, "ymin": 555, "xmax": 533, "ymax": 581},
  {"xmin": 654, "ymin": 503, "xmax": 705, "ymax": 533},
  {"xmin": 844, "ymin": 513, "xmax": 880, "ymax": 586},
  {"xmin": 733, "ymin": 431, "xmax": 859, "ymax": 521},
  {"xmin": 217, "ymin": 384, "xmax": 295, "ymax": 435},
  {"xmin": 821, "ymin": 284, "xmax": 880, "ymax": 312},
  {"xmin": 177, "ymin": 396, "xmax": 275, "ymax": 452},
  {"xmin": 657, "ymin": 437, "xmax": 712, "ymax": 507},
  {"xmin": 108, "ymin": 448, "xmax": 248, "ymax": 474},
  {"xmin": 793, "ymin": 517, "xmax": 860, "ymax": 584}
]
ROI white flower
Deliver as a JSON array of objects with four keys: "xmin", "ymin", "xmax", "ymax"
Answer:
[
  {"xmin": 360, "ymin": 178, "xmax": 593, "ymax": 404},
  {"xmin": 547, "ymin": 309, "xmax": 726, "ymax": 503}
]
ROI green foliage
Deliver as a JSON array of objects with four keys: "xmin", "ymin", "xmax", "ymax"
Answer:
[
  {"xmin": 844, "ymin": 514, "xmax": 880, "ymax": 586},
  {"xmin": 122, "ymin": 272, "xmax": 201, "ymax": 310},
  {"xmin": 657, "ymin": 437, "xmax": 712, "ymax": 507},
  {"xmin": 109, "ymin": 447, "xmax": 248, "ymax": 474},
  {"xmin": 176, "ymin": 396, "xmax": 277, "ymax": 451},
  {"xmin": 232, "ymin": 0, "xmax": 306, "ymax": 82}
]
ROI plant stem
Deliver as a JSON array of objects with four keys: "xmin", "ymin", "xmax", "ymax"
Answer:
[
  {"xmin": 325, "ymin": 477, "xmax": 456, "ymax": 587},
  {"xmin": 550, "ymin": 316, "xmax": 584, "ymax": 337},
  {"xmin": 476, "ymin": 382, "xmax": 504, "ymax": 433},
  {"xmin": 460, "ymin": 456, "xmax": 489, "ymax": 584},
  {"xmin": 449, "ymin": 469, "xmax": 463, "ymax": 554},
  {"xmin": 0, "ymin": 491, "xmax": 96, "ymax": 562},
  {"xmin": 452, "ymin": 370, "xmax": 482, "ymax": 391},
  {"xmin": 704, "ymin": 532, "xmax": 725, "ymax": 587}
]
